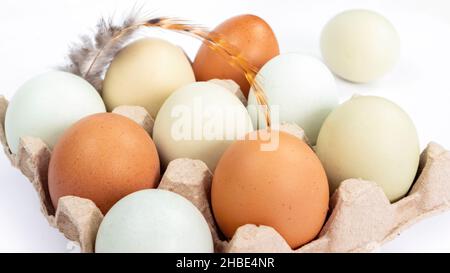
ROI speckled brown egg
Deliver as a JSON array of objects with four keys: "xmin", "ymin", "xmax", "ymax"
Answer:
[
  {"xmin": 193, "ymin": 14, "xmax": 280, "ymax": 97},
  {"xmin": 211, "ymin": 131, "xmax": 329, "ymax": 249},
  {"xmin": 48, "ymin": 113, "xmax": 160, "ymax": 214}
]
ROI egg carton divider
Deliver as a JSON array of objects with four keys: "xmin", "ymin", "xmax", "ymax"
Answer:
[{"xmin": 1, "ymin": 92, "xmax": 450, "ymax": 253}]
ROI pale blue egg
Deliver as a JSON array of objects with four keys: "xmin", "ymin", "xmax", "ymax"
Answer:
[
  {"xmin": 95, "ymin": 189, "xmax": 214, "ymax": 253},
  {"xmin": 5, "ymin": 71, "xmax": 106, "ymax": 153}
]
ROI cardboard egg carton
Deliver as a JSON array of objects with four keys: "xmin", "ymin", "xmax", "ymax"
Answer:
[{"xmin": 1, "ymin": 80, "xmax": 450, "ymax": 253}]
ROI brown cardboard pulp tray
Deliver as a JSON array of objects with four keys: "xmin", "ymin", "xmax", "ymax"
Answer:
[{"xmin": 1, "ymin": 81, "xmax": 450, "ymax": 253}]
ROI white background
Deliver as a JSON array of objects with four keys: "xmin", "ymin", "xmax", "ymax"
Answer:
[{"xmin": 1, "ymin": 0, "xmax": 450, "ymax": 252}]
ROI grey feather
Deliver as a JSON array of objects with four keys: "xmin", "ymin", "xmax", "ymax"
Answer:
[{"xmin": 62, "ymin": 14, "xmax": 141, "ymax": 92}]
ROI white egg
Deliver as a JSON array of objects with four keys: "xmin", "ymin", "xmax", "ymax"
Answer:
[
  {"xmin": 95, "ymin": 189, "xmax": 214, "ymax": 253},
  {"xmin": 247, "ymin": 53, "xmax": 338, "ymax": 145},
  {"xmin": 321, "ymin": 9, "xmax": 400, "ymax": 83},
  {"xmin": 5, "ymin": 71, "xmax": 106, "ymax": 153},
  {"xmin": 153, "ymin": 82, "xmax": 253, "ymax": 170}
]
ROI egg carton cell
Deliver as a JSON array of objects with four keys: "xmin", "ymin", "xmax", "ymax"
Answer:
[{"xmin": 1, "ymin": 94, "xmax": 450, "ymax": 253}]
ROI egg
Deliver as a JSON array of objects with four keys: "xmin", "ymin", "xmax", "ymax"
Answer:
[
  {"xmin": 320, "ymin": 9, "xmax": 400, "ymax": 83},
  {"xmin": 193, "ymin": 14, "xmax": 280, "ymax": 97},
  {"xmin": 316, "ymin": 96, "xmax": 420, "ymax": 202},
  {"xmin": 5, "ymin": 71, "xmax": 106, "ymax": 153},
  {"xmin": 95, "ymin": 189, "xmax": 213, "ymax": 253},
  {"xmin": 212, "ymin": 130, "xmax": 329, "ymax": 248},
  {"xmin": 102, "ymin": 38, "xmax": 195, "ymax": 118},
  {"xmin": 48, "ymin": 113, "xmax": 160, "ymax": 214},
  {"xmin": 153, "ymin": 82, "xmax": 253, "ymax": 170},
  {"xmin": 247, "ymin": 53, "xmax": 338, "ymax": 145}
]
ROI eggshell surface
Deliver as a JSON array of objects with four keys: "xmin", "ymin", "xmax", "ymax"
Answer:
[
  {"xmin": 321, "ymin": 9, "xmax": 400, "ymax": 83},
  {"xmin": 316, "ymin": 96, "xmax": 420, "ymax": 202},
  {"xmin": 95, "ymin": 189, "xmax": 214, "ymax": 253},
  {"xmin": 48, "ymin": 113, "xmax": 160, "ymax": 214},
  {"xmin": 102, "ymin": 38, "xmax": 195, "ymax": 118},
  {"xmin": 212, "ymin": 131, "xmax": 329, "ymax": 249},
  {"xmin": 193, "ymin": 14, "xmax": 280, "ymax": 97},
  {"xmin": 247, "ymin": 53, "xmax": 338, "ymax": 145},
  {"xmin": 5, "ymin": 71, "xmax": 106, "ymax": 153},
  {"xmin": 153, "ymin": 82, "xmax": 253, "ymax": 170}
]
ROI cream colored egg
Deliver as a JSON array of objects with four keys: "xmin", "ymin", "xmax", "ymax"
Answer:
[
  {"xmin": 153, "ymin": 82, "xmax": 253, "ymax": 171},
  {"xmin": 102, "ymin": 38, "xmax": 195, "ymax": 118},
  {"xmin": 320, "ymin": 10, "xmax": 400, "ymax": 83},
  {"xmin": 316, "ymin": 96, "xmax": 420, "ymax": 202}
]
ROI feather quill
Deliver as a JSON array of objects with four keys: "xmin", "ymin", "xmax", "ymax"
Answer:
[{"xmin": 63, "ymin": 12, "xmax": 271, "ymax": 127}]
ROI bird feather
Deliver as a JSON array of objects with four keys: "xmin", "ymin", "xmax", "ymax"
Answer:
[{"xmin": 62, "ymin": 10, "xmax": 271, "ymax": 126}]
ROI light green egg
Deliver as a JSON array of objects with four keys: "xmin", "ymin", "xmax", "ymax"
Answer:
[
  {"xmin": 316, "ymin": 96, "xmax": 420, "ymax": 202},
  {"xmin": 5, "ymin": 71, "xmax": 106, "ymax": 153},
  {"xmin": 95, "ymin": 189, "xmax": 214, "ymax": 253},
  {"xmin": 320, "ymin": 10, "xmax": 400, "ymax": 83}
]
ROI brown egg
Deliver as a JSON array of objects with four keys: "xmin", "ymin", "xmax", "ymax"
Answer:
[
  {"xmin": 48, "ymin": 113, "xmax": 160, "ymax": 214},
  {"xmin": 193, "ymin": 14, "xmax": 280, "ymax": 97},
  {"xmin": 211, "ymin": 131, "xmax": 329, "ymax": 249}
]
